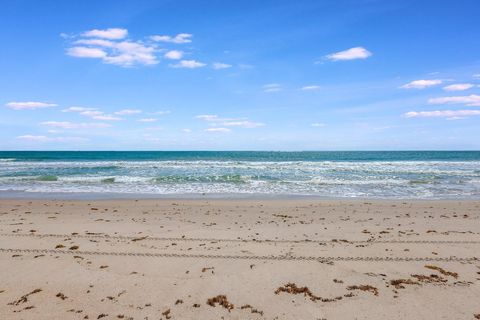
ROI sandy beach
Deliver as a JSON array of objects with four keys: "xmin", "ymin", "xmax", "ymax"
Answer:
[{"xmin": 0, "ymin": 199, "xmax": 479, "ymax": 319}]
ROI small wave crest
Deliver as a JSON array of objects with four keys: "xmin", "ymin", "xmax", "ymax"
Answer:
[{"xmin": 153, "ymin": 174, "xmax": 249, "ymax": 184}]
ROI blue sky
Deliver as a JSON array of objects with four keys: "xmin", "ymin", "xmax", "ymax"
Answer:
[{"xmin": 1, "ymin": 0, "xmax": 480, "ymax": 150}]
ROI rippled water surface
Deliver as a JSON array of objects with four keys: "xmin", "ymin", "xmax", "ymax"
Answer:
[{"xmin": 0, "ymin": 151, "xmax": 479, "ymax": 199}]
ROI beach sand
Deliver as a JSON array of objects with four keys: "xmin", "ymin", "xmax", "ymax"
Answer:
[{"xmin": 0, "ymin": 199, "xmax": 479, "ymax": 319}]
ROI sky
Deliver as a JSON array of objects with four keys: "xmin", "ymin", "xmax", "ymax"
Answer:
[{"xmin": 1, "ymin": 0, "xmax": 480, "ymax": 151}]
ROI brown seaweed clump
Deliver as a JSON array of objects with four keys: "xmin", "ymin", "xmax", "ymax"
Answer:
[
  {"xmin": 207, "ymin": 295, "xmax": 234, "ymax": 311},
  {"xmin": 390, "ymin": 279, "xmax": 419, "ymax": 289},
  {"xmin": 411, "ymin": 274, "xmax": 447, "ymax": 284},
  {"xmin": 424, "ymin": 265, "xmax": 458, "ymax": 278},
  {"xmin": 275, "ymin": 283, "xmax": 318, "ymax": 301},
  {"xmin": 56, "ymin": 292, "xmax": 67, "ymax": 300},
  {"xmin": 241, "ymin": 304, "xmax": 264, "ymax": 316},
  {"xmin": 274, "ymin": 283, "xmax": 344, "ymax": 302},
  {"xmin": 8, "ymin": 289, "xmax": 42, "ymax": 306},
  {"xmin": 346, "ymin": 285, "xmax": 379, "ymax": 296},
  {"xmin": 162, "ymin": 309, "xmax": 171, "ymax": 319}
]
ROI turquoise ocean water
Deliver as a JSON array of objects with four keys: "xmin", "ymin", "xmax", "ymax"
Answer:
[{"xmin": 0, "ymin": 151, "xmax": 479, "ymax": 199}]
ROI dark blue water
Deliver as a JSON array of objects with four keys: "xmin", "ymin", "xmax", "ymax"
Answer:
[{"xmin": 1, "ymin": 151, "xmax": 480, "ymax": 162}]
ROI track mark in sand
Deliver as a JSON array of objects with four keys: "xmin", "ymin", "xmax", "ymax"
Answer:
[
  {"xmin": 1, "ymin": 232, "xmax": 480, "ymax": 245},
  {"xmin": 0, "ymin": 248, "xmax": 477, "ymax": 262}
]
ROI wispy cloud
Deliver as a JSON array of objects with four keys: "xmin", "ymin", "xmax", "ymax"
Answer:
[
  {"xmin": 443, "ymin": 83, "xmax": 474, "ymax": 91},
  {"xmin": 405, "ymin": 110, "xmax": 480, "ymax": 118},
  {"xmin": 138, "ymin": 118, "xmax": 157, "ymax": 122},
  {"xmin": 64, "ymin": 106, "xmax": 122, "ymax": 120},
  {"xmin": 182, "ymin": 128, "xmax": 192, "ymax": 133},
  {"xmin": 150, "ymin": 110, "xmax": 171, "ymax": 115},
  {"xmin": 428, "ymin": 94, "xmax": 480, "ymax": 106},
  {"xmin": 212, "ymin": 62, "xmax": 232, "ymax": 70},
  {"xmin": 324, "ymin": 47, "xmax": 372, "ymax": 61},
  {"xmin": 204, "ymin": 127, "xmax": 231, "ymax": 133},
  {"xmin": 114, "ymin": 109, "xmax": 142, "ymax": 115},
  {"xmin": 92, "ymin": 115, "xmax": 122, "ymax": 121},
  {"xmin": 221, "ymin": 121, "xmax": 264, "ymax": 128},
  {"xmin": 196, "ymin": 115, "xmax": 242, "ymax": 122},
  {"xmin": 41, "ymin": 121, "xmax": 111, "ymax": 129},
  {"xmin": 82, "ymin": 28, "xmax": 128, "ymax": 40},
  {"xmin": 5, "ymin": 101, "xmax": 57, "ymax": 110},
  {"xmin": 170, "ymin": 60, "xmax": 206, "ymax": 68},
  {"xmin": 164, "ymin": 50, "xmax": 183, "ymax": 60},
  {"xmin": 196, "ymin": 115, "xmax": 264, "ymax": 128},
  {"xmin": 62, "ymin": 106, "xmax": 95, "ymax": 112},
  {"xmin": 263, "ymin": 83, "xmax": 282, "ymax": 92},
  {"xmin": 79, "ymin": 110, "xmax": 103, "ymax": 117},
  {"xmin": 301, "ymin": 85, "xmax": 321, "ymax": 91},
  {"xmin": 150, "ymin": 33, "xmax": 193, "ymax": 44},
  {"xmin": 16, "ymin": 135, "xmax": 88, "ymax": 142},
  {"xmin": 67, "ymin": 47, "xmax": 107, "ymax": 58},
  {"xmin": 400, "ymin": 79, "xmax": 442, "ymax": 89},
  {"xmin": 311, "ymin": 122, "xmax": 326, "ymax": 127}
]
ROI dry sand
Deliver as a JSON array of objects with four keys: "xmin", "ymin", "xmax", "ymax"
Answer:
[{"xmin": 0, "ymin": 199, "xmax": 479, "ymax": 319}]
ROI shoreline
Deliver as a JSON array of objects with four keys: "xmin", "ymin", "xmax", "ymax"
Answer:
[{"xmin": 1, "ymin": 190, "xmax": 479, "ymax": 201}]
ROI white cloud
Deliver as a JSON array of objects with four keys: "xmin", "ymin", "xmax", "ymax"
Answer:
[
  {"xmin": 446, "ymin": 117, "xmax": 467, "ymax": 121},
  {"xmin": 263, "ymin": 83, "xmax": 282, "ymax": 92},
  {"xmin": 182, "ymin": 128, "xmax": 192, "ymax": 133},
  {"xmin": 443, "ymin": 83, "xmax": 474, "ymax": 91},
  {"xmin": 16, "ymin": 135, "xmax": 88, "ymax": 142},
  {"xmin": 404, "ymin": 110, "xmax": 480, "ymax": 118},
  {"xmin": 324, "ymin": 47, "xmax": 372, "ymax": 61},
  {"xmin": 82, "ymin": 28, "xmax": 128, "ymax": 40},
  {"xmin": 204, "ymin": 127, "xmax": 231, "ymax": 133},
  {"xmin": 5, "ymin": 101, "xmax": 57, "ymax": 110},
  {"xmin": 150, "ymin": 33, "xmax": 192, "ymax": 44},
  {"xmin": 221, "ymin": 121, "xmax": 264, "ymax": 128},
  {"xmin": 428, "ymin": 94, "xmax": 480, "ymax": 107},
  {"xmin": 67, "ymin": 47, "xmax": 107, "ymax": 58},
  {"xmin": 16, "ymin": 135, "xmax": 50, "ymax": 142},
  {"xmin": 102, "ymin": 41, "xmax": 157, "ymax": 66},
  {"xmin": 212, "ymin": 62, "xmax": 232, "ymax": 70},
  {"xmin": 114, "ymin": 109, "xmax": 142, "ymax": 115},
  {"xmin": 301, "ymin": 85, "xmax": 321, "ymax": 91},
  {"xmin": 80, "ymin": 110, "xmax": 103, "ymax": 117},
  {"xmin": 164, "ymin": 50, "xmax": 183, "ymax": 60},
  {"xmin": 66, "ymin": 29, "xmax": 157, "ymax": 67},
  {"xmin": 75, "ymin": 39, "xmax": 115, "ymax": 47},
  {"xmin": 138, "ymin": 118, "xmax": 157, "ymax": 122},
  {"xmin": 196, "ymin": 114, "xmax": 264, "ymax": 129},
  {"xmin": 62, "ymin": 106, "xmax": 96, "ymax": 112},
  {"xmin": 64, "ymin": 106, "xmax": 123, "ymax": 120},
  {"xmin": 92, "ymin": 115, "xmax": 122, "ymax": 121},
  {"xmin": 311, "ymin": 123, "xmax": 326, "ymax": 127},
  {"xmin": 171, "ymin": 60, "xmax": 206, "ymax": 68},
  {"xmin": 196, "ymin": 115, "xmax": 243, "ymax": 122},
  {"xmin": 41, "ymin": 121, "xmax": 111, "ymax": 129},
  {"xmin": 150, "ymin": 110, "xmax": 171, "ymax": 115},
  {"xmin": 472, "ymin": 74, "xmax": 480, "ymax": 79},
  {"xmin": 400, "ymin": 79, "xmax": 442, "ymax": 89}
]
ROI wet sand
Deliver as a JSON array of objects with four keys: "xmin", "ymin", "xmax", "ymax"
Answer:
[{"xmin": 0, "ymin": 199, "xmax": 479, "ymax": 319}]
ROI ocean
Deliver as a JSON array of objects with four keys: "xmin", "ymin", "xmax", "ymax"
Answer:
[{"xmin": 0, "ymin": 151, "xmax": 479, "ymax": 199}]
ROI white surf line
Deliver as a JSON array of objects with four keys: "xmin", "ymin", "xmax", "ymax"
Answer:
[
  {"xmin": 0, "ymin": 248, "xmax": 477, "ymax": 262},
  {"xmin": 1, "ymin": 232, "xmax": 480, "ymax": 244}
]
